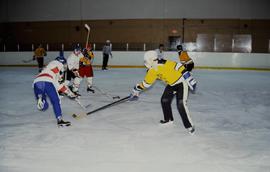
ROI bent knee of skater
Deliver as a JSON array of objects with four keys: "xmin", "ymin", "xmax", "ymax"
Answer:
[
  {"xmin": 161, "ymin": 98, "xmax": 170, "ymax": 104},
  {"xmin": 177, "ymin": 99, "xmax": 187, "ymax": 105}
]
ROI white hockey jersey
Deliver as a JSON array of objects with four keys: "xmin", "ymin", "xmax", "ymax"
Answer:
[
  {"xmin": 33, "ymin": 60, "xmax": 66, "ymax": 92},
  {"xmin": 155, "ymin": 48, "xmax": 165, "ymax": 60},
  {"xmin": 67, "ymin": 52, "xmax": 83, "ymax": 70}
]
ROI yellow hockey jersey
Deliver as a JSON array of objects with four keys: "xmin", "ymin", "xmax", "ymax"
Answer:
[
  {"xmin": 138, "ymin": 59, "xmax": 186, "ymax": 89},
  {"xmin": 87, "ymin": 51, "xmax": 94, "ymax": 60},
  {"xmin": 80, "ymin": 50, "xmax": 94, "ymax": 66},
  {"xmin": 179, "ymin": 51, "xmax": 193, "ymax": 64},
  {"xmin": 34, "ymin": 47, "xmax": 46, "ymax": 58}
]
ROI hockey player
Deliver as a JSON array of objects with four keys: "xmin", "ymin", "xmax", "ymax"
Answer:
[
  {"xmin": 177, "ymin": 44, "xmax": 194, "ymax": 72},
  {"xmin": 78, "ymin": 44, "xmax": 95, "ymax": 93},
  {"xmin": 130, "ymin": 50, "xmax": 197, "ymax": 134},
  {"xmin": 33, "ymin": 44, "xmax": 47, "ymax": 73},
  {"xmin": 66, "ymin": 44, "xmax": 84, "ymax": 96},
  {"xmin": 33, "ymin": 56, "xmax": 76, "ymax": 127},
  {"xmin": 155, "ymin": 44, "xmax": 165, "ymax": 60}
]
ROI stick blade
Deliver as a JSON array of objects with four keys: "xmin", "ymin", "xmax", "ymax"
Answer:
[{"xmin": 72, "ymin": 113, "xmax": 87, "ymax": 120}]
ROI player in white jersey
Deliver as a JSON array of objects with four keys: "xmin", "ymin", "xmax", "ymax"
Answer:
[
  {"xmin": 66, "ymin": 44, "xmax": 84, "ymax": 95},
  {"xmin": 155, "ymin": 44, "xmax": 165, "ymax": 60},
  {"xmin": 33, "ymin": 56, "xmax": 76, "ymax": 127}
]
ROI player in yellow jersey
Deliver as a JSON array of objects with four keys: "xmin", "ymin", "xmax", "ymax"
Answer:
[
  {"xmin": 33, "ymin": 44, "xmax": 47, "ymax": 73},
  {"xmin": 177, "ymin": 45, "xmax": 194, "ymax": 71},
  {"xmin": 78, "ymin": 44, "xmax": 95, "ymax": 93},
  {"xmin": 130, "ymin": 50, "xmax": 197, "ymax": 134}
]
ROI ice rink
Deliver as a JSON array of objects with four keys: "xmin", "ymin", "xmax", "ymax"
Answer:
[{"xmin": 0, "ymin": 67, "xmax": 270, "ymax": 172}]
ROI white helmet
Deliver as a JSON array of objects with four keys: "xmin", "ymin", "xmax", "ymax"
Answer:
[
  {"xmin": 144, "ymin": 50, "xmax": 158, "ymax": 69},
  {"xmin": 106, "ymin": 40, "xmax": 110, "ymax": 43}
]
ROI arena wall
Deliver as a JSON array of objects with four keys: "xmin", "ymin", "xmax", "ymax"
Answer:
[{"xmin": 0, "ymin": 52, "xmax": 269, "ymax": 70}]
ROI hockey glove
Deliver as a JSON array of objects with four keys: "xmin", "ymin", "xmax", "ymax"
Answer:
[
  {"xmin": 72, "ymin": 69, "xmax": 80, "ymax": 77},
  {"xmin": 129, "ymin": 94, "xmax": 139, "ymax": 101},
  {"xmin": 67, "ymin": 92, "xmax": 77, "ymax": 99},
  {"xmin": 37, "ymin": 96, "xmax": 48, "ymax": 111},
  {"xmin": 133, "ymin": 84, "xmax": 144, "ymax": 95},
  {"xmin": 65, "ymin": 88, "xmax": 77, "ymax": 99},
  {"xmin": 183, "ymin": 71, "xmax": 197, "ymax": 94},
  {"xmin": 59, "ymin": 84, "xmax": 77, "ymax": 99},
  {"xmin": 59, "ymin": 75, "xmax": 65, "ymax": 84},
  {"xmin": 129, "ymin": 84, "xmax": 143, "ymax": 101}
]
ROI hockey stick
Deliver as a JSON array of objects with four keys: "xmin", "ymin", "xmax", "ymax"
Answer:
[
  {"xmin": 74, "ymin": 98, "xmax": 88, "ymax": 110},
  {"xmin": 93, "ymin": 86, "xmax": 120, "ymax": 100},
  {"xmin": 85, "ymin": 24, "xmax": 91, "ymax": 48},
  {"xmin": 72, "ymin": 95, "xmax": 130, "ymax": 119},
  {"xmin": 22, "ymin": 58, "xmax": 34, "ymax": 63}
]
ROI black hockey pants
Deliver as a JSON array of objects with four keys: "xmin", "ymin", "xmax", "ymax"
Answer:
[
  {"xmin": 161, "ymin": 82, "xmax": 193, "ymax": 128},
  {"xmin": 36, "ymin": 57, "xmax": 44, "ymax": 72},
  {"xmin": 102, "ymin": 54, "xmax": 109, "ymax": 69}
]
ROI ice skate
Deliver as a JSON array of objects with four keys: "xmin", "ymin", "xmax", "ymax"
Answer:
[
  {"xmin": 87, "ymin": 86, "xmax": 95, "ymax": 93},
  {"xmin": 187, "ymin": 126, "xmax": 195, "ymax": 135},
  {"xmin": 57, "ymin": 119, "xmax": 71, "ymax": 127},
  {"xmin": 159, "ymin": 119, "xmax": 174, "ymax": 125}
]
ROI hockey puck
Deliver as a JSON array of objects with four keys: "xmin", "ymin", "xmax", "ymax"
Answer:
[
  {"xmin": 72, "ymin": 114, "xmax": 77, "ymax": 118},
  {"xmin": 113, "ymin": 96, "xmax": 120, "ymax": 99}
]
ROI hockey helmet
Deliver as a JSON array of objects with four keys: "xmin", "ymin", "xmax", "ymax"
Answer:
[
  {"xmin": 159, "ymin": 44, "xmax": 164, "ymax": 49},
  {"xmin": 144, "ymin": 50, "xmax": 158, "ymax": 69},
  {"xmin": 74, "ymin": 43, "xmax": 81, "ymax": 50},
  {"xmin": 73, "ymin": 43, "xmax": 81, "ymax": 55},
  {"xmin": 106, "ymin": 40, "xmax": 110, "ymax": 43},
  {"xmin": 176, "ymin": 44, "xmax": 183, "ymax": 51},
  {"xmin": 55, "ymin": 56, "xmax": 67, "ymax": 65}
]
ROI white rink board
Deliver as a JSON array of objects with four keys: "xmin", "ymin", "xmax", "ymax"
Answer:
[{"xmin": 0, "ymin": 51, "xmax": 270, "ymax": 69}]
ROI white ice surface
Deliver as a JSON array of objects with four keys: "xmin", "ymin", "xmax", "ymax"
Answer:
[{"xmin": 0, "ymin": 67, "xmax": 270, "ymax": 172}]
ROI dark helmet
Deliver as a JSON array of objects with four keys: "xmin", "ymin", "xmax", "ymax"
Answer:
[
  {"xmin": 159, "ymin": 44, "xmax": 164, "ymax": 48},
  {"xmin": 55, "ymin": 56, "xmax": 67, "ymax": 64},
  {"xmin": 176, "ymin": 45, "xmax": 183, "ymax": 51},
  {"xmin": 74, "ymin": 43, "xmax": 82, "ymax": 52}
]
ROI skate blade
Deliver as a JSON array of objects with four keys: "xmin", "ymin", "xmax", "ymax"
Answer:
[
  {"xmin": 87, "ymin": 90, "xmax": 95, "ymax": 93},
  {"xmin": 57, "ymin": 123, "xmax": 71, "ymax": 127},
  {"xmin": 159, "ymin": 121, "xmax": 174, "ymax": 126}
]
